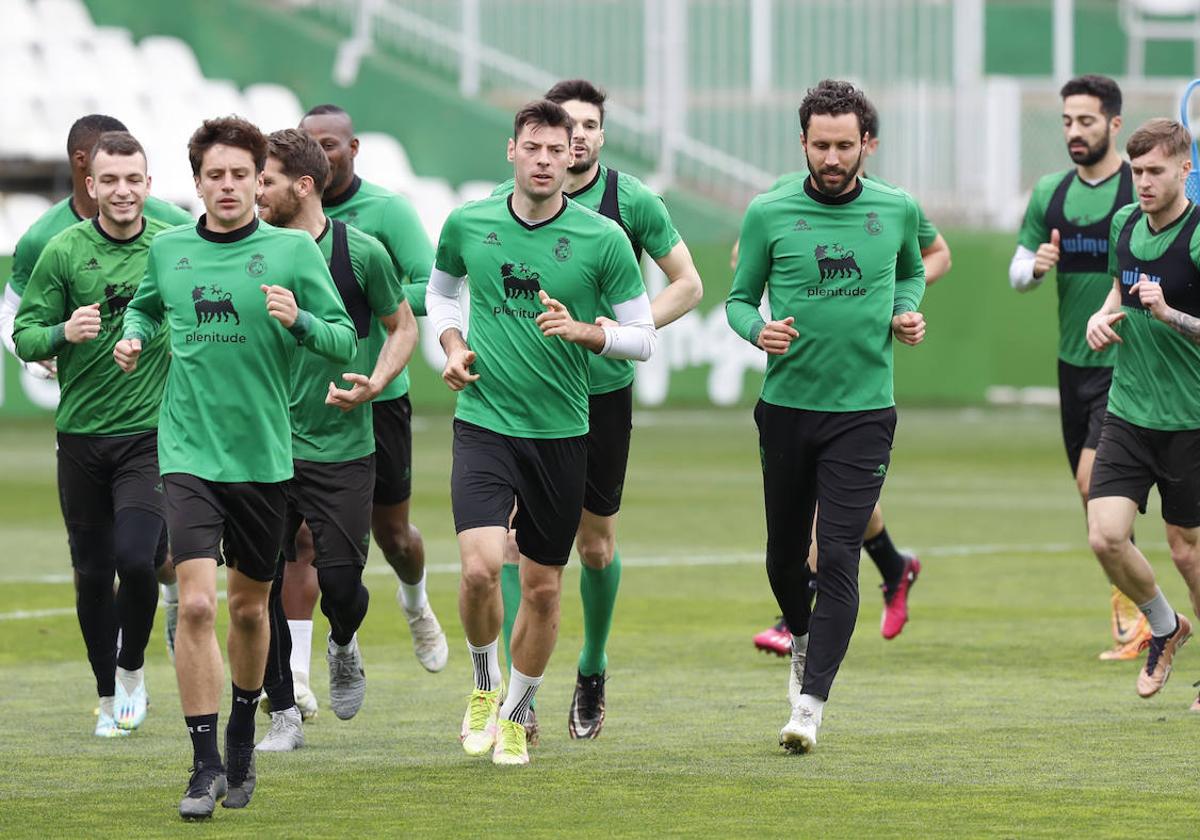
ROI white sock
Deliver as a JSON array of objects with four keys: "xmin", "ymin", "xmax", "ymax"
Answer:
[
  {"xmin": 791, "ymin": 633, "xmax": 808, "ymax": 655},
  {"xmin": 798, "ymin": 693, "xmax": 825, "ymax": 719},
  {"xmin": 499, "ymin": 666, "xmax": 543, "ymax": 724},
  {"xmin": 399, "ymin": 573, "xmax": 428, "ymax": 614},
  {"xmin": 1138, "ymin": 589, "xmax": 1178, "ymax": 637},
  {"xmin": 99, "ymin": 696, "xmax": 115, "ymax": 718},
  {"xmin": 467, "ymin": 639, "xmax": 503, "ymax": 693},
  {"xmin": 116, "ymin": 666, "xmax": 142, "ymax": 695},
  {"xmin": 161, "ymin": 582, "xmax": 178, "ymax": 604},
  {"xmin": 288, "ymin": 619, "xmax": 313, "ymax": 678}
]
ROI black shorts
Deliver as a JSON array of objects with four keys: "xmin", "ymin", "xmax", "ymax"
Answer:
[
  {"xmin": 584, "ymin": 384, "xmax": 634, "ymax": 517},
  {"xmin": 162, "ymin": 473, "xmax": 287, "ymax": 582},
  {"xmin": 372, "ymin": 396, "xmax": 413, "ymax": 505},
  {"xmin": 450, "ymin": 419, "xmax": 586, "ymax": 566},
  {"xmin": 1058, "ymin": 360, "xmax": 1112, "ymax": 475},
  {"xmin": 282, "ymin": 456, "xmax": 374, "ymax": 569},
  {"xmin": 56, "ymin": 431, "xmax": 165, "ymax": 572},
  {"xmin": 1089, "ymin": 415, "xmax": 1200, "ymax": 527}
]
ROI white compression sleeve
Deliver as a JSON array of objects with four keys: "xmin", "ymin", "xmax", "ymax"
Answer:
[
  {"xmin": 1009, "ymin": 245, "xmax": 1042, "ymax": 292},
  {"xmin": 601, "ymin": 293, "xmax": 657, "ymax": 361},
  {"xmin": 425, "ymin": 266, "xmax": 466, "ymax": 339},
  {"xmin": 0, "ymin": 284, "xmax": 20, "ymax": 355}
]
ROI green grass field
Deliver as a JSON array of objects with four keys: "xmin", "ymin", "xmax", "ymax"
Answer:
[{"xmin": 1, "ymin": 408, "xmax": 1198, "ymax": 838}]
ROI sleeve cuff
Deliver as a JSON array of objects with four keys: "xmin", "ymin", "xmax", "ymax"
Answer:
[
  {"xmin": 49, "ymin": 323, "xmax": 69, "ymax": 352},
  {"xmin": 288, "ymin": 309, "xmax": 314, "ymax": 341}
]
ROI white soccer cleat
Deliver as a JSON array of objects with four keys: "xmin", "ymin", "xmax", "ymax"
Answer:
[
  {"xmin": 327, "ymin": 634, "xmax": 366, "ymax": 720},
  {"xmin": 255, "ymin": 707, "xmax": 305, "ymax": 752},
  {"xmin": 115, "ymin": 674, "xmax": 149, "ymax": 731},
  {"xmin": 95, "ymin": 697, "xmax": 129, "ymax": 738},
  {"xmin": 294, "ymin": 678, "xmax": 319, "ymax": 721},
  {"xmin": 780, "ymin": 705, "xmax": 821, "ymax": 754},
  {"xmin": 402, "ymin": 598, "xmax": 449, "ymax": 673}
]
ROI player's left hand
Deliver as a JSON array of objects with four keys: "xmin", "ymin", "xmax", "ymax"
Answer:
[
  {"xmin": 594, "ymin": 316, "xmax": 618, "ymax": 328},
  {"xmin": 261, "ymin": 284, "xmax": 299, "ymax": 328},
  {"xmin": 1130, "ymin": 274, "xmax": 1170, "ymax": 320},
  {"xmin": 537, "ymin": 290, "xmax": 585, "ymax": 341},
  {"xmin": 891, "ymin": 311, "xmax": 926, "ymax": 345},
  {"xmin": 325, "ymin": 372, "xmax": 380, "ymax": 412}
]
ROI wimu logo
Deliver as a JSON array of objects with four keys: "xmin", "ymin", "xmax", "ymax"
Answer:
[
  {"xmin": 1060, "ymin": 234, "xmax": 1107, "ymax": 257},
  {"xmin": 1120, "ymin": 268, "xmax": 1162, "ymax": 286}
]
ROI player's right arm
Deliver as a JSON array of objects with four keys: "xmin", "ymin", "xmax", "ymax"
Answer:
[
  {"xmin": 1010, "ymin": 181, "xmax": 1057, "ymax": 291},
  {"xmin": 425, "ymin": 208, "xmax": 478, "ymax": 390},
  {"xmin": 4, "ymin": 225, "xmax": 59, "ymax": 377},
  {"xmin": 12, "ymin": 244, "xmax": 79, "ymax": 362},
  {"xmin": 276, "ymin": 235, "xmax": 357, "ymax": 365},
  {"xmin": 117, "ymin": 247, "xmax": 165, "ymax": 373},
  {"xmin": 726, "ymin": 200, "xmax": 796, "ymax": 355}
]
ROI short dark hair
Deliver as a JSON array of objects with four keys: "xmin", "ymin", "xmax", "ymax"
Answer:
[
  {"xmin": 88, "ymin": 131, "xmax": 146, "ymax": 169},
  {"xmin": 544, "ymin": 79, "xmax": 607, "ymax": 126},
  {"xmin": 1126, "ymin": 118, "xmax": 1191, "ymax": 160},
  {"xmin": 187, "ymin": 116, "xmax": 268, "ymax": 176},
  {"xmin": 1060, "ymin": 74, "xmax": 1122, "ymax": 117},
  {"xmin": 798, "ymin": 79, "xmax": 873, "ymax": 137},
  {"xmin": 303, "ymin": 103, "xmax": 348, "ymax": 120},
  {"xmin": 268, "ymin": 128, "xmax": 331, "ymax": 194},
  {"xmin": 67, "ymin": 114, "xmax": 127, "ymax": 157},
  {"xmin": 814, "ymin": 79, "xmax": 879, "ymax": 138},
  {"xmin": 512, "ymin": 100, "xmax": 573, "ymax": 142}
]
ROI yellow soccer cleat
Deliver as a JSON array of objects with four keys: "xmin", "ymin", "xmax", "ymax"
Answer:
[
  {"xmin": 1111, "ymin": 587, "xmax": 1145, "ymax": 645},
  {"xmin": 1099, "ymin": 612, "xmax": 1151, "ymax": 661},
  {"xmin": 492, "ymin": 717, "xmax": 530, "ymax": 766},
  {"xmin": 460, "ymin": 688, "xmax": 501, "ymax": 756}
]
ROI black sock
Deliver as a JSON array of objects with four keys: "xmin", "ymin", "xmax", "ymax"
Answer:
[
  {"xmin": 863, "ymin": 528, "xmax": 905, "ymax": 590},
  {"xmin": 185, "ymin": 713, "xmax": 221, "ymax": 768},
  {"xmin": 227, "ymin": 683, "xmax": 260, "ymax": 744}
]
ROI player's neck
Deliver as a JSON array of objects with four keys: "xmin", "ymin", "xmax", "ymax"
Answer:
[
  {"xmin": 1075, "ymin": 152, "xmax": 1122, "ymax": 184},
  {"xmin": 1146, "ymin": 192, "xmax": 1191, "ymax": 233},
  {"xmin": 511, "ymin": 189, "xmax": 566, "ymax": 222},
  {"xmin": 71, "ymin": 179, "xmax": 97, "ymax": 219},
  {"xmin": 563, "ymin": 162, "xmax": 600, "ymax": 195},
  {"xmin": 326, "ymin": 170, "xmax": 357, "ymax": 202},
  {"xmin": 204, "ymin": 208, "xmax": 255, "ymax": 233},
  {"xmin": 290, "ymin": 201, "xmax": 328, "ymax": 240},
  {"xmin": 96, "ymin": 211, "xmax": 143, "ymax": 242}
]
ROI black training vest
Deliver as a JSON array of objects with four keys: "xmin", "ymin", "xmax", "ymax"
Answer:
[
  {"xmin": 1044, "ymin": 162, "xmax": 1133, "ymax": 274},
  {"xmin": 1114, "ymin": 205, "xmax": 1200, "ymax": 317},
  {"xmin": 329, "ymin": 219, "xmax": 371, "ymax": 338},
  {"xmin": 596, "ymin": 168, "xmax": 643, "ymax": 261}
]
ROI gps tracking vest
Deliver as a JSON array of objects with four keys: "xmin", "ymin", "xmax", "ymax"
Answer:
[
  {"xmin": 1044, "ymin": 163, "xmax": 1134, "ymax": 274},
  {"xmin": 1115, "ymin": 205, "xmax": 1200, "ymax": 316},
  {"xmin": 329, "ymin": 219, "xmax": 371, "ymax": 339},
  {"xmin": 597, "ymin": 168, "xmax": 643, "ymax": 261}
]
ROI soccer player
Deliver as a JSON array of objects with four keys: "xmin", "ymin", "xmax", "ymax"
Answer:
[
  {"xmin": 490, "ymin": 78, "xmax": 703, "ymax": 741},
  {"xmin": 254, "ymin": 128, "xmax": 417, "ymax": 751},
  {"xmin": 426, "ymin": 100, "xmax": 654, "ymax": 766},
  {"xmin": 114, "ymin": 117, "xmax": 356, "ymax": 819},
  {"xmin": 726, "ymin": 81, "xmax": 926, "ymax": 753},
  {"xmin": 1085, "ymin": 117, "xmax": 1200, "ymax": 705},
  {"xmin": 12, "ymin": 131, "xmax": 170, "ymax": 738},
  {"xmin": 0, "ymin": 114, "xmax": 194, "ymax": 657},
  {"xmin": 1009, "ymin": 75, "xmax": 1147, "ymax": 660},
  {"xmin": 749, "ymin": 90, "xmax": 951, "ymax": 655},
  {"xmin": 280, "ymin": 105, "xmax": 446, "ymax": 701}
]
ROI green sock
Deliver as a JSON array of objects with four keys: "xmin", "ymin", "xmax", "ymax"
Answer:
[
  {"xmin": 500, "ymin": 562, "xmax": 521, "ymax": 670},
  {"xmin": 578, "ymin": 548, "xmax": 622, "ymax": 676}
]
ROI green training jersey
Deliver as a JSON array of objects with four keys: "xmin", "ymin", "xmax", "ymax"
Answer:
[
  {"xmin": 8, "ymin": 195, "xmax": 193, "ymax": 297},
  {"xmin": 123, "ymin": 217, "xmax": 357, "ymax": 483},
  {"xmin": 290, "ymin": 221, "xmax": 403, "ymax": 463},
  {"xmin": 727, "ymin": 176, "xmax": 925, "ymax": 412},
  {"xmin": 434, "ymin": 194, "xmax": 646, "ymax": 438},
  {"xmin": 1105, "ymin": 203, "xmax": 1200, "ymax": 431},
  {"xmin": 323, "ymin": 176, "xmax": 433, "ymax": 401},
  {"xmin": 12, "ymin": 217, "xmax": 172, "ymax": 435},
  {"xmin": 492, "ymin": 166, "xmax": 682, "ymax": 395},
  {"xmin": 769, "ymin": 172, "xmax": 939, "ymax": 249},
  {"xmin": 1018, "ymin": 166, "xmax": 1131, "ymax": 368}
]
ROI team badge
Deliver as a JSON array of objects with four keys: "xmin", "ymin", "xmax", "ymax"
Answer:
[
  {"xmin": 246, "ymin": 253, "xmax": 267, "ymax": 278},
  {"xmin": 554, "ymin": 236, "xmax": 572, "ymax": 262},
  {"xmin": 864, "ymin": 212, "xmax": 883, "ymax": 235}
]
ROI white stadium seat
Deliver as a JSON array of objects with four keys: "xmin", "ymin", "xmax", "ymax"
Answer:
[
  {"xmin": 34, "ymin": 0, "xmax": 96, "ymax": 39},
  {"xmin": 138, "ymin": 35, "xmax": 205, "ymax": 95},
  {"xmin": 2, "ymin": 193, "xmax": 53, "ymax": 238},
  {"xmin": 242, "ymin": 83, "xmax": 304, "ymax": 133},
  {"xmin": 0, "ymin": 0, "xmax": 42, "ymax": 50}
]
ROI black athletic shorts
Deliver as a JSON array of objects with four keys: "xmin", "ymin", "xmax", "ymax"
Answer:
[
  {"xmin": 56, "ymin": 431, "xmax": 165, "ymax": 572},
  {"xmin": 162, "ymin": 473, "xmax": 287, "ymax": 582},
  {"xmin": 1058, "ymin": 360, "xmax": 1113, "ymax": 475},
  {"xmin": 372, "ymin": 396, "xmax": 413, "ymax": 505},
  {"xmin": 1089, "ymin": 414, "xmax": 1200, "ymax": 527},
  {"xmin": 282, "ymin": 456, "xmax": 374, "ymax": 569},
  {"xmin": 584, "ymin": 384, "xmax": 634, "ymax": 517},
  {"xmin": 450, "ymin": 419, "xmax": 587, "ymax": 566}
]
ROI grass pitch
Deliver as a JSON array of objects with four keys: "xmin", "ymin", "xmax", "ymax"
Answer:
[{"xmin": 1, "ymin": 408, "xmax": 1197, "ymax": 838}]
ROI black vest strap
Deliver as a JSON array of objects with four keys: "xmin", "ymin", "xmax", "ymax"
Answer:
[
  {"xmin": 1115, "ymin": 204, "xmax": 1200, "ymax": 317},
  {"xmin": 596, "ymin": 168, "xmax": 643, "ymax": 261},
  {"xmin": 330, "ymin": 219, "xmax": 371, "ymax": 339},
  {"xmin": 1044, "ymin": 162, "xmax": 1133, "ymax": 275}
]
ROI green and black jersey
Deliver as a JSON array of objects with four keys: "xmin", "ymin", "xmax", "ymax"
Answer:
[
  {"xmin": 727, "ymin": 177, "xmax": 925, "ymax": 412},
  {"xmin": 1106, "ymin": 202, "xmax": 1200, "ymax": 430},
  {"xmin": 290, "ymin": 221, "xmax": 404, "ymax": 464},
  {"xmin": 12, "ymin": 217, "xmax": 173, "ymax": 435},
  {"xmin": 434, "ymin": 194, "xmax": 646, "ymax": 438},
  {"xmin": 492, "ymin": 166, "xmax": 681, "ymax": 394},
  {"xmin": 1019, "ymin": 165, "xmax": 1133, "ymax": 368},
  {"xmin": 769, "ymin": 172, "xmax": 939, "ymax": 250},
  {"xmin": 323, "ymin": 176, "xmax": 433, "ymax": 401},
  {"xmin": 8, "ymin": 195, "xmax": 192, "ymax": 297},
  {"xmin": 123, "ymin": 217, "xmax": 357, "ymax": 483}
]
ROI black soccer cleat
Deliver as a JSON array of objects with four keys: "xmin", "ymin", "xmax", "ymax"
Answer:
[
  {"xmin": 568, "ymin": 670, "xmax": 607, "ymax": 740},
  {"xmin": 179, "ymin": 760, "xmax": 227, "ymax": 820},
  {"xmin": 222, "ymin": 736, "xmax": 257, "ymax": 809}
]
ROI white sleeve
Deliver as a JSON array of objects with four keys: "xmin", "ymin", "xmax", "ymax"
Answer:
[
  {"xmin": 1009, "ymin": 245, "xmax": 1042, "ymax": 292},
  {"xmin": 425, "ymin": 266, "xmax": 465, "ymax": 339},
  {"xmin": 601, "ymin": 293, "xmax": 657, "ymax": 361},
  {"xmin": 0, "ymin": 284, "xmax": 19, "ymax": 356}
]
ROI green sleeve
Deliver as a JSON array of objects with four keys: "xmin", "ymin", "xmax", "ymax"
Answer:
[
  {"xmin": 123, "ymin": 246, "xmax": 165, "ymax": 342},
  {"xmin": 598, "ymin": 225, "xmax": 647, "ymax": 305},
  {"xmin": 363, "ymin": 235, "xmax": 403, "ymax": 318},
  {"xmin": 726, "ymin": 200, "xmax": 770, "ymax": 344},
  {"xmin": 145, "ymin": 196, "xmax": 196, "ymax": 227},
  {"xmin": 624, "ymin": 181, "xmax": 682, "ymax": 260},
  {"xmin": 290, "ymin": 235, "xmax": 357, "ymax": 364},
  {"xmin": 915, "ymin": 201, "xmax": 939, "ymax": 250},
  {"xmin": 433, "ymin": 209, "xmax": 467, "ymax": 277},
  {"xmin": 379, "ymin": 196, "xmax": 433, "ymax": 316},
  {"xmin": 1108, "ymin": 204, "xmax": 1137, "ymax": 277},
  {"xmin": 1017, "ymin": 178, "xmax": 1051, "ymax": 252},
  {"xmin": 9, "ymin": 227, "xmax": 48, "ymax": 297},
  {"xmin": 894, "ymin": 196, "xmax": 927, "ymax": 315},
  {"xmin": 12, "ymin": 244, "xmax": 70, "ymax": 361},
  {"xmin": 490, "ymin": 179, "xmax": 515, "ymax": 197}
]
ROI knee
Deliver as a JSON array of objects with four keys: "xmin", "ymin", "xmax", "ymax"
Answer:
[
  {"xmin": 179, "ymin": 590, "xmax": 217, "ymax": 628},
  {"xmin": 461, "ymin": 555, "xmax": 500, "ymax": 597},
  {"xmin": 521, "ymin": 573, "xmax": 562, "ymax": 615},
  {"xmin": 226, "ymin": 591, "xmax": 267, "ymax": 630},
  {"xmin": 1088, "ymin": 522, "xmax": 1128, "ymax": 560},
  {"xmin": 576, "ymin": 532, "xmax": 614, "ymax": 570},
  {"xmin": 1168, "ymin": 534, "xmax": 1200, "ymax": 571},
  {"xmin": 375, "ymin": 521, "xmax": 418, "ymax": 558},
  {"xmin": 317, "ymin": 566, "xmax": 363, "ymax": 606}
]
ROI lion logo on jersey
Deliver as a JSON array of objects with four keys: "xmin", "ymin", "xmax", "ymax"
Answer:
[
  {"xmin": 501, "ymin": 262, "xmax": 542, "ymax": 300},
  {"xmin": 103, "ymin": 282, "xmax": 135, "ymax": 317},
  {"xmin": 192, "ymin": 285, "xmax": 241, "ymax": 325},
  {"xmin": 814, "ymin": 244, "xmax": 862, "ymax": 282}
]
